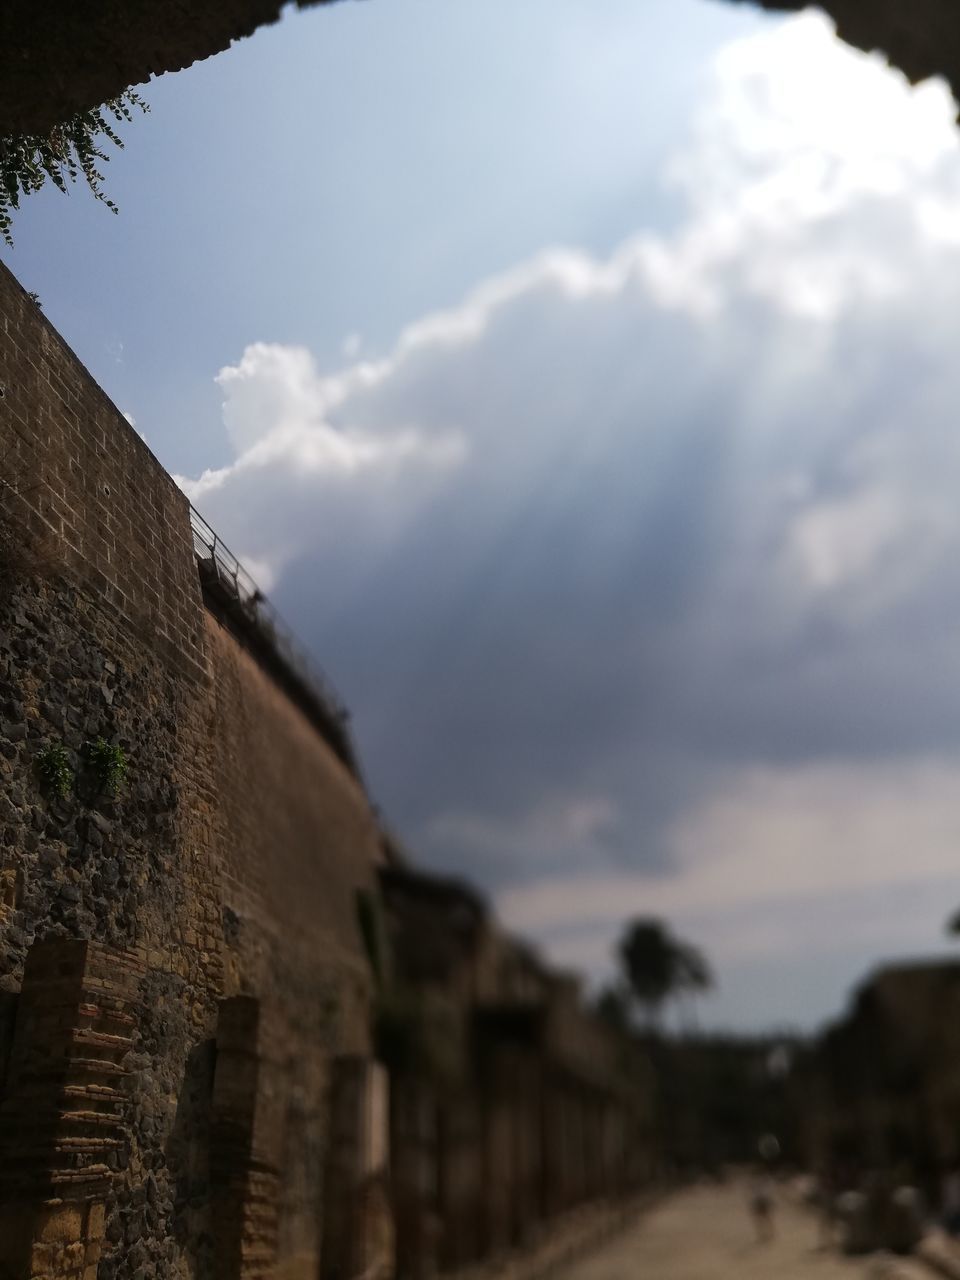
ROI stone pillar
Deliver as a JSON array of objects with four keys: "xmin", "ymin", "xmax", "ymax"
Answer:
[
  {"xmin": 322, "ymin": 1056, "xmax": 392, "ymax": 1280},
  {"xmin": 481, "ymin": 1091, "xmax": 513, "ymax": 1258},
  {"xmin": 211, "ymin": 995, "xmax": 285, "ymax": 1280},
  {"xmin": 390, "ymin": 1077, "xmax": 439, "ymax": 1280},
  {"xmin": 540, "ymin": 1078, "xmax": 565, "ymax": 1219},
  {"xmin": 600, "ymin": 1099, "xmax": 622, "ymax": 1196},
  {"xmin": 436, "ymin": 1093, "xmax": 483, "ymax": 1271},
  {"xmin": 583, "ymin": 1090, "xmax": 601, "ymax": 1201},
  {"xmin": 0, "ymin": 936, "xmax": 143, "ymax": 1280},
  {"xmin": 509, "ymin": 1061, "xmax": 541, "ymax": 1246},
  {"xmin": 568, "ymin": 1085, "xmax": 586, "ymax": 1207},
  {"xmin": 483, "ymin": 1049, "xmax": 539, "ymax": 1250}
]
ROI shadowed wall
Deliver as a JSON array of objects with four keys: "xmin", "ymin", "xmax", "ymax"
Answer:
[{"xmin": 0, "ymin": 257, "xmax": 383, "ymax": 1280}]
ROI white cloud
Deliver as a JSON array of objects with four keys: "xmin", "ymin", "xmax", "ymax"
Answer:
[
  {"xmin": 177, "ymin": 340, "xmax": 468, "ymax": 577},
  {"xmin": 180, "ymin": 13, "xmax": 960, "ymax": 1025},
  {"xmin": 497, "ymin": 758, "xmax": 960, "ymax": 1026},
  {"xmin": 207, "ymin": 340, "xmax": 467, "ymax": 472},
  {"xmin": 698, "ymin": 12, "xmax": 957, "ymax": 210},
  {"xmin": 499, "ymin": 758, "xmax": 960, "ymax": 933},
  {"xmin": 660, "ymin": 11, "xmax": 959, "ymax": 319},
  {"xmin": 231, "ymin": 552, "xmax": 278, "ymax": 594}
]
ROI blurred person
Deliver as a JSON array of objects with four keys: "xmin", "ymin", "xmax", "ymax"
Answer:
[{"xmin": 749, "ymin": 1171, "xmax": 776, "ymax": 1243}]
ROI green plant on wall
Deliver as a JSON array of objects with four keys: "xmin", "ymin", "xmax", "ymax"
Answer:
[
  {"xmin": 0, "ymin": 89, "xmax": 148, "ymax": 246},
  {"xmin": 36, "ymin": 741, "xmax": 73, "ymax": 800},
  {"xmin": 83, "ymin": 737, "xmax": 127, "ymax": 797}
]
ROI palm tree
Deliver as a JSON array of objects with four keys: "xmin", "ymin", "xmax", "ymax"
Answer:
[{"xmin": 617, "ymin": 917, "xmax": 713, "ymax": 1030}]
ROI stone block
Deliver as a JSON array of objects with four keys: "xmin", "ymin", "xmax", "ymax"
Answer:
[
  {"xmin": 85, "ymin": 1201, "xmax": 105, "ymax": 1244},
  {"xmin": 35, "ymin": 1204, "xmax": 85, "ymax": 1245}
]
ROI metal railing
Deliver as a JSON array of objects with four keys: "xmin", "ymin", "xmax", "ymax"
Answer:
[{"xmin": 189, "ymin": 504, "xmax": 351, "ymax": 730}]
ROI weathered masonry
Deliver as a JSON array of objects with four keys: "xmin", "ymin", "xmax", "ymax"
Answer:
[
  {"xmin": 798, "ymin": 960, "xmax": 960, "ymax": 1197},
  {"xmin": 0, "ymin": 257, "xmax": 387, "ymax": 1280},
  {"xmin": 0, "ymin": 260, "xmax": 656, "ymax": 1280},
  {"xmin": 379, "ymin": 862, "xmax": 656, "ymax": 1279}
]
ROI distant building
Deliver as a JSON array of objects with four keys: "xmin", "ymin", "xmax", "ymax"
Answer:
[
  {"xmin": 378, "ymin": 857, "xmax": 657, "ymax": 1277},
  {"xmin": 651, "ymin": 1033, "xmax": 802, "ymax": 1174},
  {"xmin": 799, "ymin": 960, "xmax": 960, "ymax": 1189}
]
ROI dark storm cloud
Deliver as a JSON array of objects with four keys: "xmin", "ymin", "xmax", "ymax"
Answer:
[
  {"xmin": 181, "ymin": 16, "xmax": 960, "ymax": 1019},
  {"xmin": 203, "ymin": 242, "xmax": 960, "ymax": 888}
]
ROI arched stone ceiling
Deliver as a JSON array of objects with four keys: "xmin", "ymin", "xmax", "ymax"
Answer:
[
  {"xmin": 743, "ymin": 1, "xmax": 960, "ymax": 101},
  {"xmin": 0, "ymin": 0, "xmax": 331, "ymax": 138},
  {"xmin": 1, "ymin": 2, "xmax": 957, "ymax": 141}
]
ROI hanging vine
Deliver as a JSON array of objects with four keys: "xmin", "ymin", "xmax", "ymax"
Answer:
[{"xmin": 0, "ymin": 89, "xmax": 149, "ymax": 245}]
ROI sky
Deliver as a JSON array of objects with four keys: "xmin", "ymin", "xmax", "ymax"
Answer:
[{"xmin": 7, "ymin": 0, "xmax": 960, "ymax": 1031}]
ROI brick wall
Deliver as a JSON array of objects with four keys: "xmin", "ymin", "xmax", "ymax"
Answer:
[
  {"xmin": 0, "ymin": 257, "xmax": 385, "ymax": 1279},
  {"xmin": 0, "ymin": 262, "xmax": 206, "ymax": 683},
  {"xmin": 206, "ymin": 613, "xmax": 382, "ymax": 1277},
  {"xmin": 206, "ymin": 614, "xmax": 380, "ymax": 976}
]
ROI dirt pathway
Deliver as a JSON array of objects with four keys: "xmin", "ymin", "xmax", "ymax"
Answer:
[{"xmin": 556, "ymin": 1182, "xmax": 930, "ymax": 1280}]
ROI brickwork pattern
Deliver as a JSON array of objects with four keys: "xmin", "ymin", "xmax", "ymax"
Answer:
[
  {"xmin": 0, "ymin": 938, "xmax": 144, "ymax": 1280},
  {"xmin": 210, "ymin": 997, "xmax": 283, "ymax": 1280},
  {"xmin": 206, "ymin": 614, "xmax": 379, "ymax": 972},
  {"xmin": 0, "ymin": 256, "xmax": 385, "ymax": 1279},
  {"xmin": 0, "ymin": 939, "xmax": 143, "ymax": 1202},
  {"xmin": 206, "ymin": 614, "xmax": 383, "ymax": 1276},
  {"xmin": 0, "ymin": 264, "xmax": 206, "ymax": 684}
]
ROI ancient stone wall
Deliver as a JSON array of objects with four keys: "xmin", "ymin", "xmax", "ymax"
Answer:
[
  {"xmin": 380, "ymin": 865, "xmax": 657, "ymax": 1279},
  {"xmin": 0, "ymin": 251, "xmax": 653, "ymax": 1280},
  {"xmin": 802, "ymin": 961, "xmax": 960, "ymax": 1188},
  {"xmin": 0, "ymin": 258, "xmax": 225, "ymax": 1278},
  {"xmin": 206, "ymin": 613, "xmax": 382, "ymax": 1279},
  {"xmin": 0, "ymin": 271, "xmax": 206, "ymax": 680},
  {"xmin": 207, "ymin": 614, "xmax": 378, "ymax": 1012},
  {"xmin": 0, "ymin": 257, "xmax": 384, "ymax": 1279}
]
